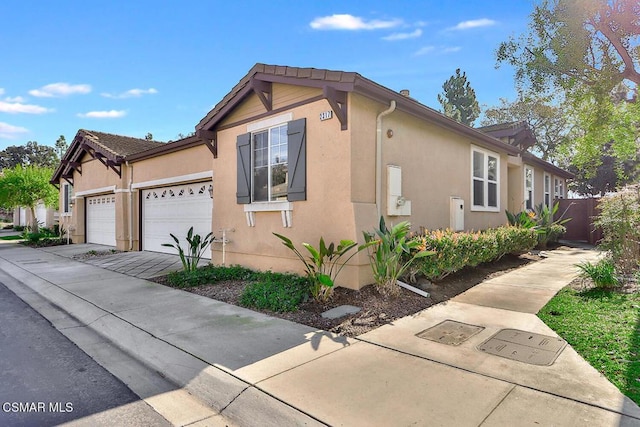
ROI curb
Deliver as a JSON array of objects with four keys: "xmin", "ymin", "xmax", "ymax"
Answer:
[{"xmin": 0, "ymin": 256, "xmax": 325, "ymax": 426}]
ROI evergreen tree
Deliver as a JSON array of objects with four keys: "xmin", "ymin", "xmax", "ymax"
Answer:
[{"xmin": 437, "ymin": 68, "xmax": 481, "ymax": 126}]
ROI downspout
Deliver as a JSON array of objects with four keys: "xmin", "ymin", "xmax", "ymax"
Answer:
[
  {"xmin": 376, "ymin": 100, "xmax": 396, "ymax": 219},
  {"xmin": 126, "ymin": 161, "xmax": 133, "ymax": 251}
]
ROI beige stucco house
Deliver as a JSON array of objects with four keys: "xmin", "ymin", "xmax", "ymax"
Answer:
[{"xmin": 51, "ymin": 63, "xmax": 571, "ymax": 289}]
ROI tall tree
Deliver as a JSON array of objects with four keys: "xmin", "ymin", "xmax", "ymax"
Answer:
[
  {"xmin": 497, "ymin": 0, "xmax": 640, "ymax": 181},
  {"xmin": 497, "ymin": 0, "xmax": 640, "ymax": 102},
  {"xmin": 481, "ymin": 95, "xmax": 570, "ymax": 162},
  {"xmin": 144, "ymin": 132, "xmax": 153, "ymax": 141},
  {"xmin": 0, "ymin": 141, "xmax": 59, "ymax": 169},
  {"xmin": 0, "ymin": 165, "xmax": 58, "ymax": 232},
  {"xmin": 438, "ymin": 68, "xmax": 480, "ymax": 126},
  {"xmin": 55, "ymin": 135, "xmax": 68, "ymax": 158}
]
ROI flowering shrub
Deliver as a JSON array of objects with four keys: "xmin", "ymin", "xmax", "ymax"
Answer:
[
  {"xmin": 410, "ymin": 226, "xmax": 537, "ymax": 281},
  {"xmin": 594, "ymin": 185, "xmax": 640, "ymax": 279}
]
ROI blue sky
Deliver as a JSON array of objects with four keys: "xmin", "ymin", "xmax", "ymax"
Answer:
[{"xmin": 0, "ymin": 1, "xmax": 535, "ymax": 151}]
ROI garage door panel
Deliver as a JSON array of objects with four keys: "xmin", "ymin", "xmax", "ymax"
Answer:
[
  {"xmin": 87, "ymin": 195, "xmax": 116, "ymax": 246},
  {"xmin": 142, "ymin": 182, "xmax": 212, "ymax": 257}
]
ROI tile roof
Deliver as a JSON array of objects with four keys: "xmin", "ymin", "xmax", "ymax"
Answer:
[
  {"xmin": 79, "ymin": 130, "xmax": 165, "ymax": 158},
  {"xmin": 197, "ymin": 64, "xmax": 358, "ymax": 130}
]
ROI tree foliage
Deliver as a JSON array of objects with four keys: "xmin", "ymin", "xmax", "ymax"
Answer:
[
  {"xmin": 497, "ymin": 0, "xmax": 640, "ymax": 102},
  {"xmin": 481, "ymin": 95, "xmax": 570, "ymax": 161},
  {"xmin": 0, "ymin": 165, "xmax": 58, "ymax": 231},
  {"xmin": 497, "ymin": 0, "xmax": 640, "ymax": 187},
  {"xmin": 0, "ymin": 141, "xmax": 59, "ymax": 169},
  {"xmin": 438, "ymin": 68, "xmax": 481, "ymax": 126},
  {"xmin": 55, "ymin": 135, "xmax": 68, "ymax": 158}
]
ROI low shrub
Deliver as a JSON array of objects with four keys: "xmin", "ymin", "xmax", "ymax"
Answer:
[
  {"xmin": 167, "ymin": 264, "xmax": 258, "ymax": 288},
  {"xmin": 411, "ymin": 226, "xmax": 537, "ymax": 281},
  {"xmin": 577, "ymin": 258, "xmax": 619, "ymax": 288},
  {"xmin": 364, "ymin": 217, "xmax": 433, "ymax": 297},
  {"xmin": 239, "ymin": 273, "xmax": 309, "ymax": 312},
  {"xmin": 13, "ymin": 225, "xmax": 25, "ymax": 232},
  {"xmin": 594, "ymin": 185, "xmax": 640, "ymax": 277}
]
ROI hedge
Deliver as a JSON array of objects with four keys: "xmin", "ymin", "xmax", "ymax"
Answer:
[{"xmin": 410, "ymin": 226, "xmax": 538, "ymax": 281}]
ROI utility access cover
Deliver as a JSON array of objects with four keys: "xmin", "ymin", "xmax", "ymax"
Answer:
[
  {"xmin": 416, "ymin": 320, "xmax": 484, "ymax": 346},
  {"xmin": 477, "ymin": 329, "xmax": 567, "ymax": 366}
]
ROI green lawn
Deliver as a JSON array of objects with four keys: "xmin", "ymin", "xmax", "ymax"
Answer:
[
  {"xmin": 539, "ymin": 287, "xmax": 640, "ymax": 405},
  {"xmin": 0, "ymin": 235, "xmax": 23, "ymax": 241}
]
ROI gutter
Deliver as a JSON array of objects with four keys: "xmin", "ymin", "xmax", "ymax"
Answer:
[
  {"xmin": 376, "ymin": 101, "xmax": 396, "ymax": 219},
  {"xmin": 126, "ymin": 161, "xmax": 133, "ymax": 251}
]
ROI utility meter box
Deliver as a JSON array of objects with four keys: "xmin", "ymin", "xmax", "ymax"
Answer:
[
  {"xmin": 387, "ymin": 165, "xmax": 411, "ymax": 216},
  {"xmin": 450, "ymin": 197, "xmax": 464, "ymax": 231}
]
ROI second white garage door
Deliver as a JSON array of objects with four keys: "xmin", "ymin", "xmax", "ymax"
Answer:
[
  {"xmin": 86, "ymin": 195, "xmax": 117, "ymax": 246},
  {"xmin": 142, "ymin": 182, "xmax": 213, "ymax": 257}
]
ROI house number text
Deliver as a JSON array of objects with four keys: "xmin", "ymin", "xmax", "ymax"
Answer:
[{"xmin": 319, "ymin": 110, "xmax": 333, "ymax": 121}]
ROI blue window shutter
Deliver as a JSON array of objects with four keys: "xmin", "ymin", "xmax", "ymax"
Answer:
[
  {"xmin": 287, "ymin": 118, "xmax": 306, "ymax": 201},
  {"xmin": 236, "ymin": 133, "xmax": 251, "ymax": 204}
]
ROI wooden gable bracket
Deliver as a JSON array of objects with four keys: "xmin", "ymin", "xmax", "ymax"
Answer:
[
  {"xmin": 69, "ymin": 162, "xmax": 82, "ymax": 175},
  {"xmin": 196, "ymin": 129, "xmax": 218, "ymax": 158},
  {"xmin": 323, "ymin": 86, "xmax": 348, "ymax": 130},
  {"xmin": 63, "ymin": 176, "xmax": 74, "ymax": 187},
  {"xmin": 51, "ymin": 182, "xmax": 60, "ymax": 190},
  {"xmin": 250, "ymin": 78, "xmax": 273, "ymax": 112},
  {"xmin": 62, "ymin": 160, "xmax": 82, "ymax": 175},
  {"xmin": 106, "ymin": 160, "xmax": 122, "ymax": 177}
]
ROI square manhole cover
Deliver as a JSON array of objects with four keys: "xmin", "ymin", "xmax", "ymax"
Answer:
[
  {"xmin": 416, "ymin": 320, "xmax": 485, "ymax": 346},
  {"xmin": 477, "ymin": 328, "xmax": 567, "ymax": 366}
]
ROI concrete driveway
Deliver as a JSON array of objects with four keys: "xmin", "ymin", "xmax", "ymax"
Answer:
[{"xmin": 38, "ymin": 244, "xmax": 208, "ymax": 279}]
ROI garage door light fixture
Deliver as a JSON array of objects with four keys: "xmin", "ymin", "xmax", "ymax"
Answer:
[{"xmin": 208, "ymin": 185, "xmax": 213, "ymax": 199}]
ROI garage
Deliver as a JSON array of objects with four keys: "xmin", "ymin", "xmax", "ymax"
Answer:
[
  {"xmin": 142, "ymin": 181, "xmax": 213, "ymax": 257},
  {"xmin": 86, "ymin": 195, "xmax": 117, "ymax": 246}
]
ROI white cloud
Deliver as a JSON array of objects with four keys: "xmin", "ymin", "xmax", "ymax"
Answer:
[
  {"xmin": 0, "ymin": 101, "xmax": 52, "ymax": 114},
  {"xmin": 0, "ymin": 122, "xmax": 29, "ymax": 139},
  {"xmin": 448, "ymin": 18, "xmax": 497, "ymax": 31},
  {"xmin": 77, "ymin": 110, "xmax": 127, "ymax": 118},
  {"xmin": 4, "ymin": 96, "xmax": 26, "ymax": 103},
  {"xmin": 382, "ymin": 28, "xmax": 422, "ymax": 41},
  {"xmin": 414, "ymin": 46, "xmax": 435, "ymax": 56},
  {"xmin": 29, "ymin": 82, "xmax": 91, "ymax": 97},
  {"xmin": 442, "ymin": 46, "xmax": 462, "ymax": 53},
  {"xmin": 310, "ymin": 14, "xmax": 401, "ymax": 30},
  {"xmin": 414, "ymin": 46, "xmax": 461, "ymax": 56},
  {"xmin": 101, "ymin": 88, "xmax": 158, "ymax": 99}
]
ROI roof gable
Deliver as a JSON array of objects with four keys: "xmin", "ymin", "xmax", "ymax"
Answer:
[
  {"xmin": 195, "ymin": 63, "xmax": 521, "ymax": 157},
  {"xmin": 51, "ymin": 129, "xmax": 165, "ymax": 184}
]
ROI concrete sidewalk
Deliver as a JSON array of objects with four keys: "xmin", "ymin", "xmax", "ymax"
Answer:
[{"xmin": 1, "ymin": 242, "xmax": 639, "ymax": 426}]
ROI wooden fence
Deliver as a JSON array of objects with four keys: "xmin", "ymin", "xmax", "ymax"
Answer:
[{"xmin": 556, "ymin": 198, "xmax": 603, "ymax": 245}]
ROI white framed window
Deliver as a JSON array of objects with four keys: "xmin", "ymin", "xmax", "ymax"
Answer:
[
  {"xmin": 471, "ymin": 146, "xmax": 499, "ymax": 212},
  {"xmin": 524, "ymin": 166, "xmax": 534, "ymax": 210},
  {"xmin": 252, "ymin": 123, "xmax": 288, "ymax": 202},
  {"xmin": 544, "ymin": 173, "xmax": 551, "ymax": 208},
  {"xmin": 62, "ymin": 183, "xmax": 73, "ymax": 215}
]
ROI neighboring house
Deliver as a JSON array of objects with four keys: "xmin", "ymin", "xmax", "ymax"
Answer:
[
  {"xmin": 12, "ymin": 204, "xmax": 58, "ymax": 229},
  {"xmin": 478, "ymin": 122, "xmax": 572, "ymax": 213},
  {"xmin": 51, "ymin": 63, "xmax": 572, "ymax": 289}
]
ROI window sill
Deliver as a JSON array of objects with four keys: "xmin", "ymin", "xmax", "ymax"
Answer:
[
  {"xmin": 470, "ymin": 206, "xmax": 500, "ymax": 213},
  {"xmin": 244, "ymin": 202, "xmax": 293, "ymax": 227}
]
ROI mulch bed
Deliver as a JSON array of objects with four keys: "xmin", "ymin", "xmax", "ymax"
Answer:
[{"xmin": 152, "ymin": 251, "xmax": 543, "ymax": 337}]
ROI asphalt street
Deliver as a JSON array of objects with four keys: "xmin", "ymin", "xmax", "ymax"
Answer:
[{"xmin": 0, "ymin": 281, "xmax": 170, "ymax": 427}]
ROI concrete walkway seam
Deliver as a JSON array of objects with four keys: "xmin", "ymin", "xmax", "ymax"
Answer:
[
  {"xmin": 355, "ymin": 334, "xmax": 640, "ymax": 421},
  {"xmin": 0, "ymin": 256, "xmax": 326, "ymax": 426}
]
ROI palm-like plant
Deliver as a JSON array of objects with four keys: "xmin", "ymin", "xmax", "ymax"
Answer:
[{"xmin": 162, "ymin": 227, "xmax": 213, "ymax": 271}]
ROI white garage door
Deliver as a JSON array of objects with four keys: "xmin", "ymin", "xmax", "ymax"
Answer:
[
  {"xmin": 142, "ymin": 182, "xmax": 212, "ymax": 257},
  {"xmin": 86, "ymin": 195, "xmax": 116, "ymax": 246}
]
